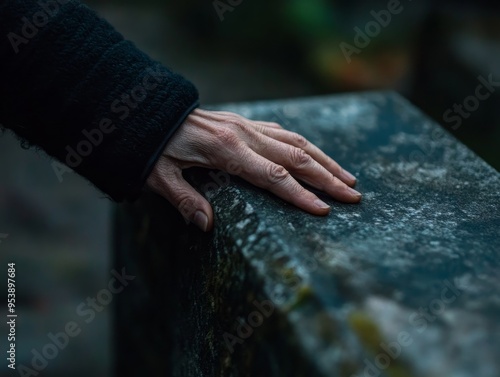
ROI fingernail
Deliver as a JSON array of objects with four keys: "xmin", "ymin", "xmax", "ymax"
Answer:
[
  {"xmin": 347, "ymin": 187, "xmax": 362, "ymax": 197},
  {"xmin": 342, "ymin": 169, "xmax": 357, "ymax": 183},
  {"xmin": 314, "ymin": 199, "xmax": 330, "ymax": 209},
  {"xmin": 193, "ymin": 210, "xmax": 209, "ymax": 232}
]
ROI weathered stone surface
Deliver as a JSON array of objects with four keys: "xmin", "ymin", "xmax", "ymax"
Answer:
[{"xmin": 115, "ymin": 92, "xmax": 500, "ymax": 377}]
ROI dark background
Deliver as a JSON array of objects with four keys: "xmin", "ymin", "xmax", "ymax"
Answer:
[{"xmin": 0, "ymin": 0, "xmax": 498, "ymax": 375}]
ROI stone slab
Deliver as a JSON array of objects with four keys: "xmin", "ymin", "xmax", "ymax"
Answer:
[{"xmin": 115, "ymin": 92, "xmax": 500, "ymax": 377}]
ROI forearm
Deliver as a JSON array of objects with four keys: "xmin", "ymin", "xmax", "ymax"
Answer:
[{"xmin": 0, "ymin": 0, "xmax": 199, "ymax": 201}]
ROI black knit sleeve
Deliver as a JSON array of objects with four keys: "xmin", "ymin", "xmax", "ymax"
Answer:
[{"xmin": 0, "ymin": 0, "xmax": 199, "ymax": 201}]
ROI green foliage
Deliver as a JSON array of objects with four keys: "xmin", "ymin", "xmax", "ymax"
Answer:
[{"xmin": 284, "ymin": 0, "xmax": 337, "ymax": 39}]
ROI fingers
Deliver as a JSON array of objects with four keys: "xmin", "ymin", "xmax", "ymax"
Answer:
[
  {"xmin": 233, "ymin": 149, "xmax": 333, "ymax": 216},
  {"xmin": 250, "ymin": 135, "xmax": 362, "ymax": 203},
  {"xmin": 147, "ymin": 108, "xmax": 362, "ymax": 231},
  {"xmin": 146, "ymin": 159, "xmax": 214, "ymax": 232},
  {"xmin": 252, "ymin": 126, "xmax": 357, "ymax": 187}
]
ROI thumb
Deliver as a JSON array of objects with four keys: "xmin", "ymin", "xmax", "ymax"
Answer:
[
  {"xmin": 175, "ymin": 181, "xmax": 213, "ymax": 232},
  {"xmin": 147, "ymin": 163, "xmax": 214, "ymax": 232}
]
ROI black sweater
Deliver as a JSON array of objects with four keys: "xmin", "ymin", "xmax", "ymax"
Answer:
[{"xmin": 0, "ymin": 0, "xmax": 199, "ymax": 201}]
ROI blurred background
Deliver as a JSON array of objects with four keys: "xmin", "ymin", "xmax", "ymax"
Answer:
[{"xmin": 1, "ymin": 0, "xmax": 499, "ymax": 376}]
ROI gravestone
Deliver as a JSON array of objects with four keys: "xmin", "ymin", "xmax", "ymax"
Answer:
[{"xmin": 114, "ymin": 92, "xmax": 500, "ymax": 377}]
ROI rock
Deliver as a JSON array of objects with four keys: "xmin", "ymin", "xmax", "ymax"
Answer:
[{"xmin": 114, "ymin": 92, "xmax": 500, "ymax": 377}]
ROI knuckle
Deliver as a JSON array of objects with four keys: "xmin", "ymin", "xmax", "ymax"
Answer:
[
  {"xmin": 266, "ymin": 163, "xmax": 289, "ymax": 185},
  {"xmin": 232, "ymin": 119, "xmax": 251, "ymax": 134},
  {"xmin": 226, "ymin": 159, "xmax": 243, "ymax": 175},
  {"xmin": 176, "ymin": 195, "xmax": 197, "ymax": 218},
  {"xmin": 215, "ymin": 127, "xmax": 241, "ymax": 149},
  {"xmin": 291, "ymin": 132, "xmax": 308, "ymax": 148},
  {"xmin": 223, "ymin": 112, "xmax": 244, "ymax": 123},
  {"xmin": 290, "ymin": 147, "xmax": 311, "ymax": 167},
  {"xmin": 253, "ymin": 123, "xmax": 266, "ymax": 135}
]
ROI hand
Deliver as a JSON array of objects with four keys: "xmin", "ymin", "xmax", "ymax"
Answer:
[{"xmin": 146, "ymin": 108, "xmax": 361, "ymax": 232}]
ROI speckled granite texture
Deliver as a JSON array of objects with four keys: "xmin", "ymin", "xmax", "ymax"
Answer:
[{"xmin": 114, "ymin": 92, "xmax": 500, "ymax": 377}]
